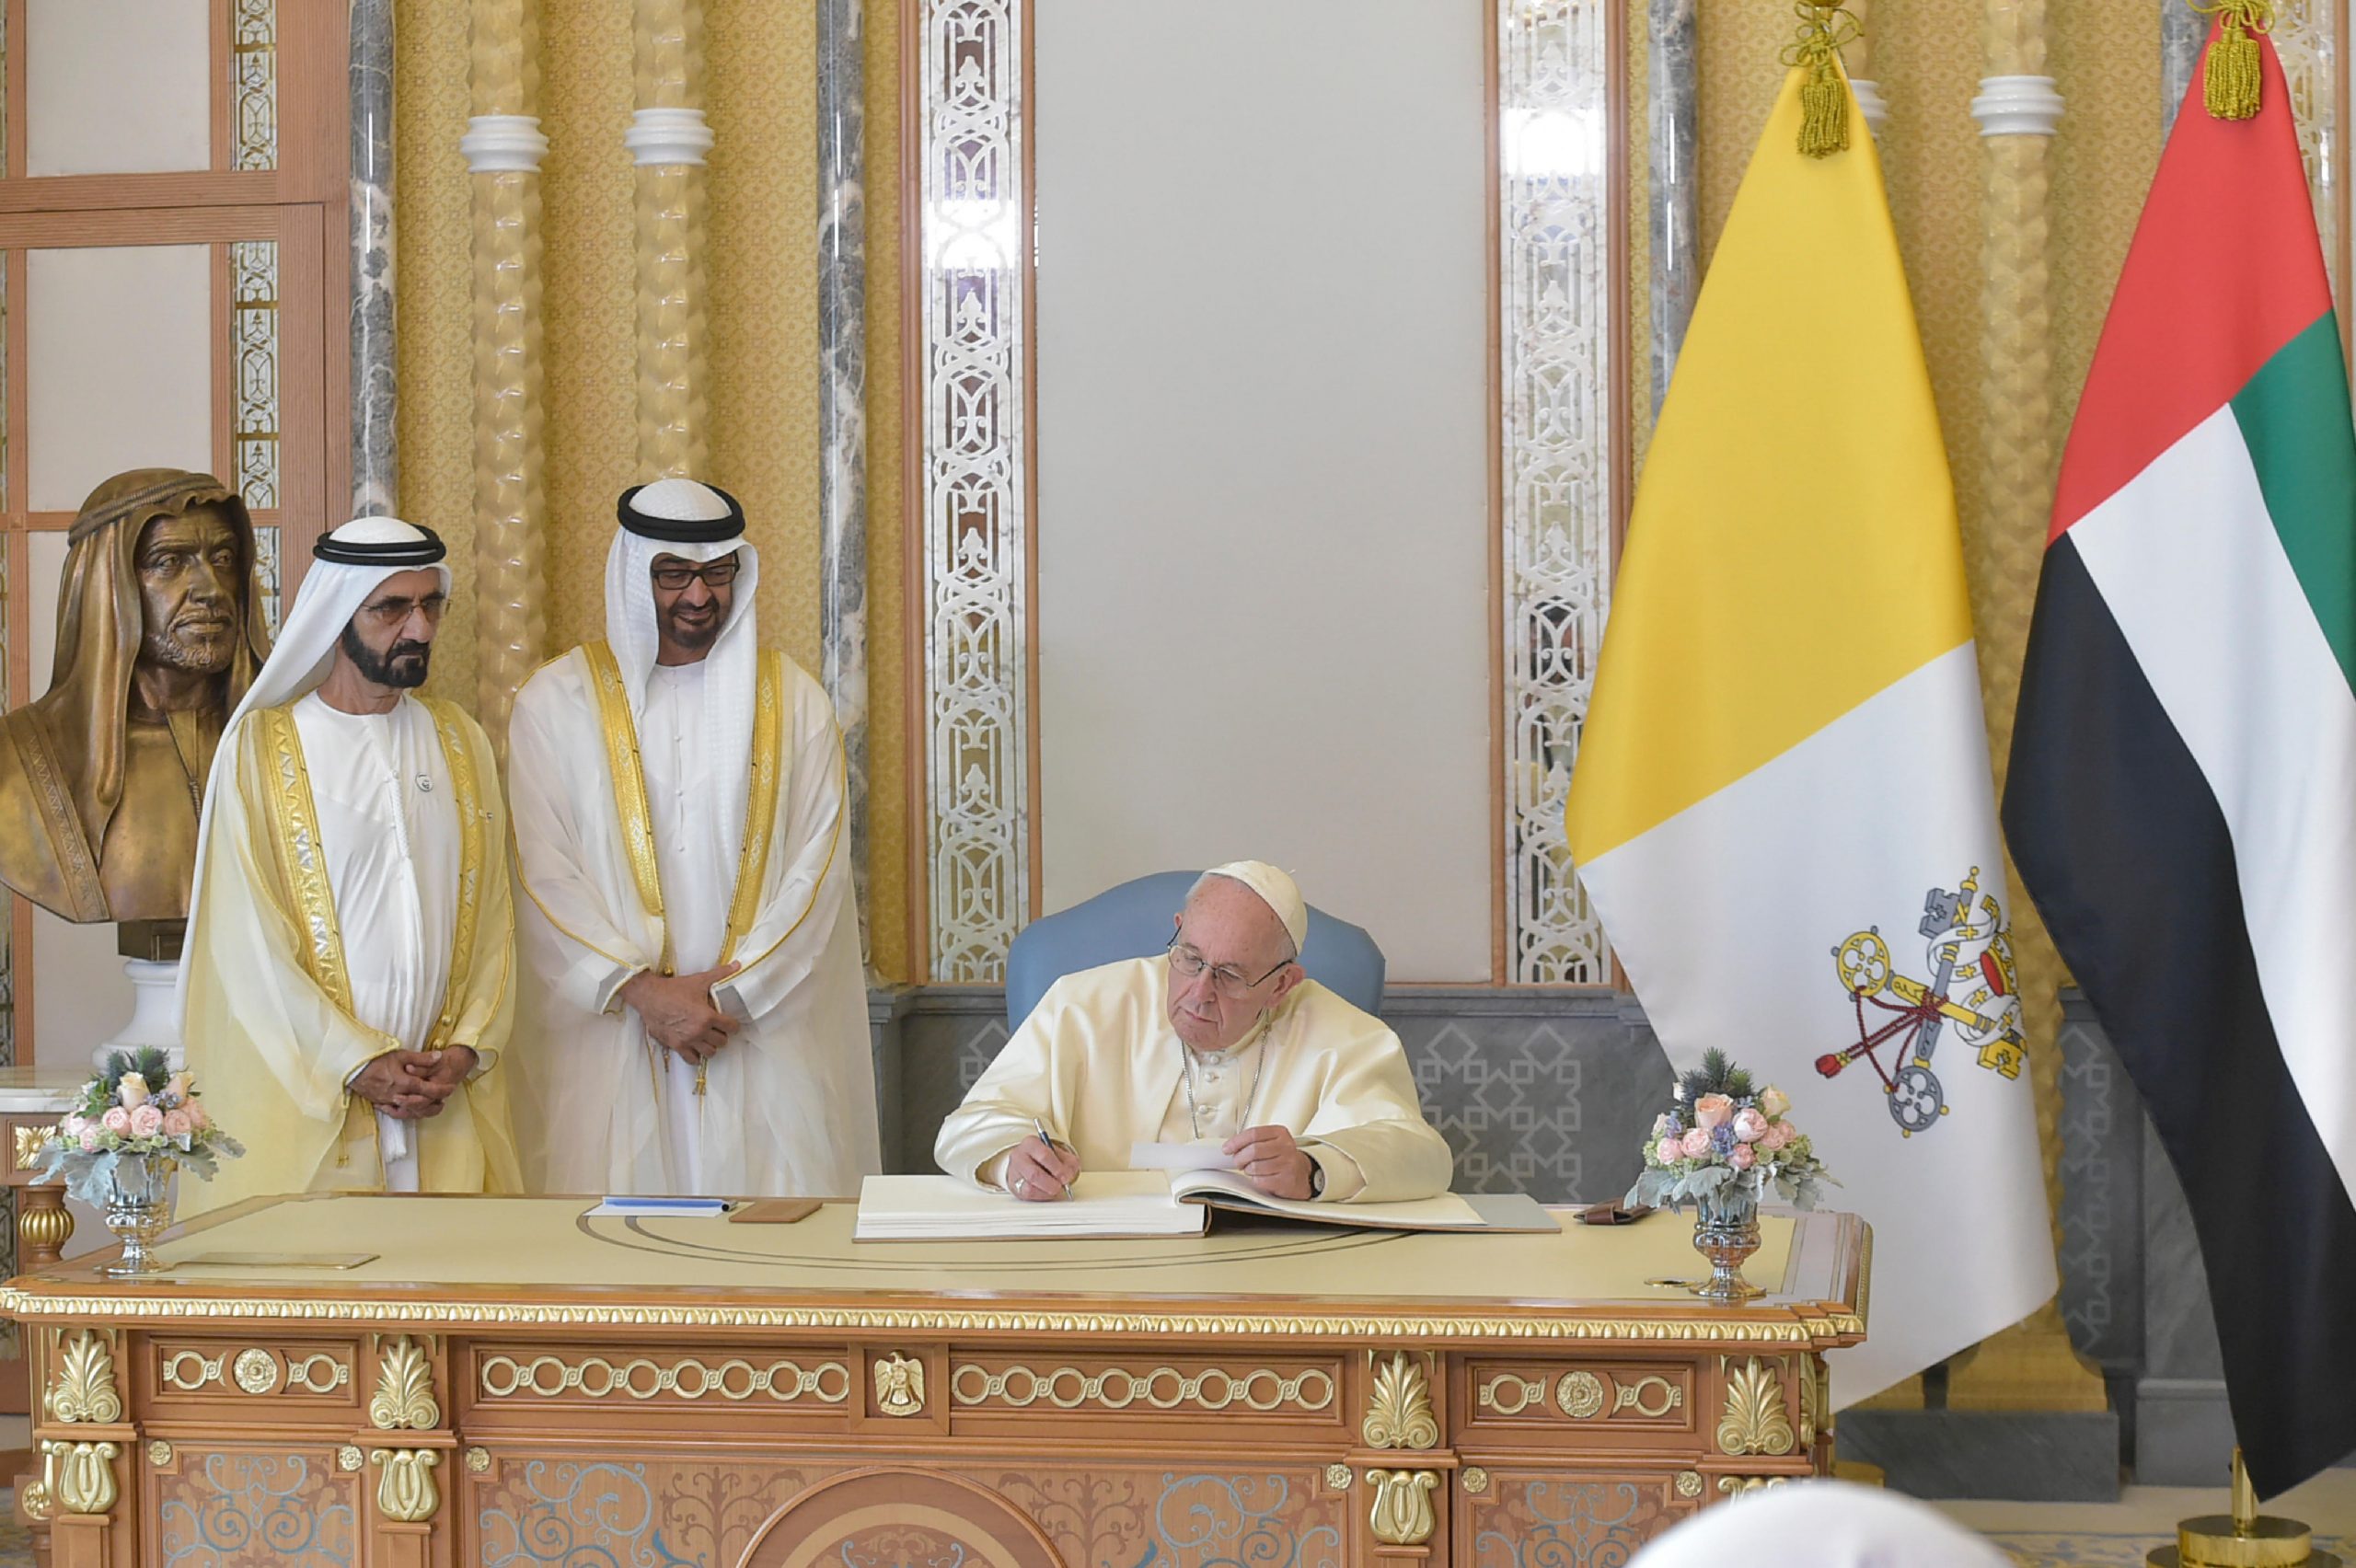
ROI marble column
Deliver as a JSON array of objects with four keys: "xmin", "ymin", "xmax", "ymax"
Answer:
[
  {"xmin": 629, "ymin": 0, "xmax": 713, "ymax": 478},
  {"xmin": 818, "ymin": 0, "xmax": 872, "ymax": 953},
  {"xmin": 1646, "ymin": 0, "xmax": 1697, "ymax": 415},
  {"xmin": 464, "ymin": 0, "xmax": 550, "ymax": 755},
  {"xmin": 2161, "ymin": 2, "xmax": 2205, "ymax": 138},
  {"xmin": 1945, "ymin": 0, "xmax": 2111, "ymax": 1423},
  {"xmin": 349, "ymin": 0, "xmax": 398, "ymax": 518}
]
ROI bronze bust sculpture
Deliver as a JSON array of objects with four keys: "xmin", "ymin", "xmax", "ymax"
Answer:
[{"xmin": 0, "ymin": 469, "xmax": 271, "ymax": 922}]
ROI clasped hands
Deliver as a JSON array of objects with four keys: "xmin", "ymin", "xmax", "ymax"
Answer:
[
  {"xmin": 349, "ymin": 1044, "xmax": 477, "ymax": 1120},
  {"xmin": 620, "ymin": 962, "xmax": 744, "ymax": 1066},
  {"xmin": 1005, "ymin": 1124, "xmax": 1316, "ymax": 1203}
]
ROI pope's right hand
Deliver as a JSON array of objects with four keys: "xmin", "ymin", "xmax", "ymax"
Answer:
[
  {"xmin": 620, "ymin": 963, "xmax": 743, "ymax": 1065},
  {"xmin": 350, "ymin": 1050, "xmax": 454, "ymax": 1120},
  {"xmin": 1006, "ymin": 1135, "xmax": 1080, "ymax": 1202}
]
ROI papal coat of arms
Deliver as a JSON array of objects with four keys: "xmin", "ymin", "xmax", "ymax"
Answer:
[{"xmin": 1818, "ymin": 867, "xmax": 2027, "ymax": 1136}]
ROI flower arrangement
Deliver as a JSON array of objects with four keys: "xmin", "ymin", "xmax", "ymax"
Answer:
[
  {"xmin": 1627, "ymin": 1048, "xmax": 1835, "ymax": 1220},
  {"xmin": 33, "ymin": 1047, "xmax": 246, "ymax": 1207}
]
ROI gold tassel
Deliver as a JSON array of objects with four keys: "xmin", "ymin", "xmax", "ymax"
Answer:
[
  {"xmin": 1784, "ymin": 4, "xmax": 1861, "ymax": 158},
  {"xmin": 2194, "ymin": 0, "xmax": 2272, "ymax": 121}
]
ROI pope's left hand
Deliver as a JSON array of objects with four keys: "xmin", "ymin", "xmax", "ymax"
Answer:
[{"xmin": 1223, "ymin": 1124, "xmax": 1314, "ymax": 1201}]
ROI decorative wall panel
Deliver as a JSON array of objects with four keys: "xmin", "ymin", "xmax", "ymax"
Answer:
[
  {"xmin": 2269, "ymin": 1, "xmax": 2339, "ymax": 297},
  {"xmin": 231, "ymin": 238, "xmax": 283, "ymax": 634},
  {"xmin": 231, "ymin": 0, "xmax": 278, "ymax": 171},
  {"xmin": 917, "ymin": 0, "xmax": 1030, "ymax": 982},
  {"xmin": 1499, "ymin": 0, "xmax": 1615, "ymax": 985}
]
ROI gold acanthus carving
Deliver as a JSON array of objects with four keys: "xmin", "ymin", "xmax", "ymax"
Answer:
[
  {"xmin": 1613, "ymin": 1375, "xmax": 1684, "ymax": 1418},
  {"xmin": 1798, "ymin": 1355, "xmax": 1817, "ymax": 1448},
  {"xmin": 0, "ymin": 1286, "xmax": 1867, "ymax": 1344},
  {"xmin": 45, "ymin": 1330, "xmax": 121, "ymax": 1424},
  {"xmin": 14, "ymin": 1124, "xmax": 45, "ymax": 1169},
  {"xmin": 46, "ymin": 1439, "xmax": 119, "ymax": 1516},
  {"xmin": 370, "ymin": 1447, "xmax": 440, "ymax": 1522},
  {"xmin": 1362, "ymin": 1352, "xmax": 1439, "ymax": 1450},
  {"xmin": 1717, "ymin": 1357, "xmax": 1796, "ymax": 1457},
  {"xmin": 1367, "ymin": 1468, "xmax": 1439, "ymax": 1545},
  {"xmin": 1718, "ymin": 1475, "xmax": 1789, "ymax": 1497},
  {"xmin": 370, "ymin": 1336, "xmax": 441, "ymax": 1431},
  {"xmin": 1556, "ymin": 1370, "xmax": 1605, "ymax": 1418},
  {"xmin": 873, "ymin": 1353, "xmax": 925, "ymax": 1417},
  {"xmin": 479, "ymin": 1353, "xmax": 850, "ymax": 1403},
  {"xmin": 951, "ymin": 1363, "xmax": 1334, "ymax": 1413}
]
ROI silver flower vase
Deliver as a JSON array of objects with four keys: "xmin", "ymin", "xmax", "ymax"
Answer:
[
  {"xmin": 1691, "ymin": 1193, "xmax": 1764, "ymax": 1303},
  {"xmin": 99, "ymin": 1154, "xmax": 177, "ymax": 1276}
]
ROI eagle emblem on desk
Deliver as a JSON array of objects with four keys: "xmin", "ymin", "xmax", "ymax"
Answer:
[{"xmin": 1818, "ymin": 867, "xmax": 2027, "ymax": 1137}]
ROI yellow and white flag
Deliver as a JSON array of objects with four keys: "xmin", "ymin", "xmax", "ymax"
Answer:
[{"xmin": 1564, "ymin": 69, "xmax": 2057, "ymax": 1402}]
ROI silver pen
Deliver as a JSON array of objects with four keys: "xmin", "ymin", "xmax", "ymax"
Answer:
[{"xmin": 1033, "ymin": 1117, "xmax": 1075, "ymax": 1200}]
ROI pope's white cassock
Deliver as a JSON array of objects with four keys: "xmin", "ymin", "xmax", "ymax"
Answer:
[
  {"xmin": 936, "ymin": 952, "xmax": 1453, "ymax": 1204},
  {"xmin": 509, "ymin": 480, "xmax": 878, "ymax": 1196},
  {"xmin": 180, "ymin": 518, "xmax": 523, "ymax": 1216}
]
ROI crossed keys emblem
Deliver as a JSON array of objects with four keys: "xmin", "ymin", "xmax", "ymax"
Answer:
[{"xmin": 1816, "ymin": 867, "xmax": 2027, "ymax": 1136}]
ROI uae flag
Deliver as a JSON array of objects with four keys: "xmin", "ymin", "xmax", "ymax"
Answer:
[
  {"xmin": 2003, "ymin": 29, "xmax": 2356, "ymax": 1495},
  {"xmin": 1565, "ymin": 63, "xmax": 2056, "ymax": 1405}
]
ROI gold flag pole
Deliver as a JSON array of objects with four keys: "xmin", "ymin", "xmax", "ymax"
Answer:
[{"xmin": 2147, "ymin": 1449, "xmax": 2341, "ymax": 1567}]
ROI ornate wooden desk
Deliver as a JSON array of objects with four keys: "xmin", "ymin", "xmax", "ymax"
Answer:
[{"xmin": 1, "ymin": 1194, "xmax": 1866, "ymax": 1567}]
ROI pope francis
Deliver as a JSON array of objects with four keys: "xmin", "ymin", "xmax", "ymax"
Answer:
[
  {"xmin": 507, "ymin": 479, "xmax": 878, "ymax": 1197},
  {"xmin": 936, "ymin": 863, "xmax": 1453, "ymax": 1204},
  {"xmin": 179, "ymin": 518, "xmax": 523, "ymax": 1216}
]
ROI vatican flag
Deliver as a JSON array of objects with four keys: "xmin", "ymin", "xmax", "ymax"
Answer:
[{"xmin": 1563, "ymin": 66, "xmax": 2057, "ymax": 1404}]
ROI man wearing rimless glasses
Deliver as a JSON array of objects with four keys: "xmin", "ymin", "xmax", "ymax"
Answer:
[
  {"xmin": 507, "ymin": 479, "xmax": 879, "ymax": 1202},
  {"xmin": 936, "ymin": 861, "xmax": 1451, "ymax": 1205}
]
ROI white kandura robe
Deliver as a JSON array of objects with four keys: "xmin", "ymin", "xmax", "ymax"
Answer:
[
  {"xmin": 291, "ymin": 693, "xmax": 457, "ymax": 1192},
  {"xmin": 935, "ymin": 956, "xmax": 1456, "ymax": 1204},
  {"xmin": 510, "ymin": 649, "xmax": 880, "ymax": 1197}
]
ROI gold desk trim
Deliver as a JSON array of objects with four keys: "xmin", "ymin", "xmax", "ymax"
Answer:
[{"xmin": 0, "ymin": 1288, "xmax": 1867, "ymax": 1343}]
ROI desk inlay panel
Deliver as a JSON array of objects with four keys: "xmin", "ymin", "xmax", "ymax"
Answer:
[{"xmin": 2, "ymin": 1194, "xmax": 1866, "ymax": 1566}]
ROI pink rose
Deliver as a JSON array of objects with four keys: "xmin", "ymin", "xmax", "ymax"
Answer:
[
  {"xmin": 1654, "ymin": 1136, "xmax": 1682, "ymax": 1166},
  {"xmin": 1728, "ymin": 1143, "xmax": 1757, "ymax": 1171},
  {"xmin": 186, "ymin": 1101, "xmax": 211, "ymax": 1131},
  {"xmin": 129, "ymin": 1104, "xmax": 164, "ymax": 1138},
  {"xmin": 162, "ymin": 1109, "xmax": 193, "ymax": 1138},
  {"xmin": 1759, "ymin": 1087, "xmax": 1791, "ymax": 1118},
  {"xmin": 117, "ymin": 1072, "xmax": 149, "ymax": 1109},
  {"xmin": 1679, "ymin": 1128, "xmax": 1713, "ymax": 1159},
  {"xmin": 101, "ymin": 1106, "xmax": 132, "ymax": 1136},
  {"xmin": 77, "ymin": 1130, "xmax": 99, "ymax": 1153},
  {"xmin": 1762, "ymin": 1121, "xmax": 1795, "ymax": 1152},
  {"xmin": 59, "ymin": 1115, "xmax": 86, "ymax": 1139},
  {"xmin": 1693, "ymin": 1094, "xmax": 1734, "ymax": 1130},
  {"xmin": 1733, "ymin": 1108, "xmax": 1770, "ymax": 1143}
]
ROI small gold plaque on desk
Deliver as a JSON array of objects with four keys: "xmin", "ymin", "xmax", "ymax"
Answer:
[{"xmin": 176, "ymin": 1251, "xmax": 380, "ymax": 1270}]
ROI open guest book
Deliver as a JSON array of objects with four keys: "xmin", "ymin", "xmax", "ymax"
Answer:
[{"xmin": 853, "ymin": 1171, "xmax": 1559, "ymax": 1241}]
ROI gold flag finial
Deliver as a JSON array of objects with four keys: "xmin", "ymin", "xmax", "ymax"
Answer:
[
  {"xmin": 1783, "ymin": 4, "xmax": 1861, "ymax": 158},
  {"xmin": 2192, "ymin": 0, "xmax": 2273, "ymax": 121}
]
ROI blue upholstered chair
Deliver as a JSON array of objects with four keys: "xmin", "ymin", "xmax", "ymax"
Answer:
[{"xmin": 1003, "ymin": 870, "xmax": 1388, "ymax": 1032}]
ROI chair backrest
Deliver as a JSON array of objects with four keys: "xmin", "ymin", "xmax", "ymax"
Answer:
[{"xmin": 1004, "ymin": 870, "xmax": 1387, "ymax": 1031}]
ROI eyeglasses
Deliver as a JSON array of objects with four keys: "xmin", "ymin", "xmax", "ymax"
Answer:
[
  {"xmin": 650, "ymin": 558, "xmax": 742, "ymax": 592},
  {"xmin": 1165, "ymin": 933, "xmax": 1291, "ymax": 999},
  {"xmin": 357, "ymin": 593, "xmax": 447, "ymax": 628}
]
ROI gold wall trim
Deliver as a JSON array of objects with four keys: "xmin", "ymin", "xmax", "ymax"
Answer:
[{"xmin": 0, "ymin": 1289, "xmax": 1866, "ymax": 1343}]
